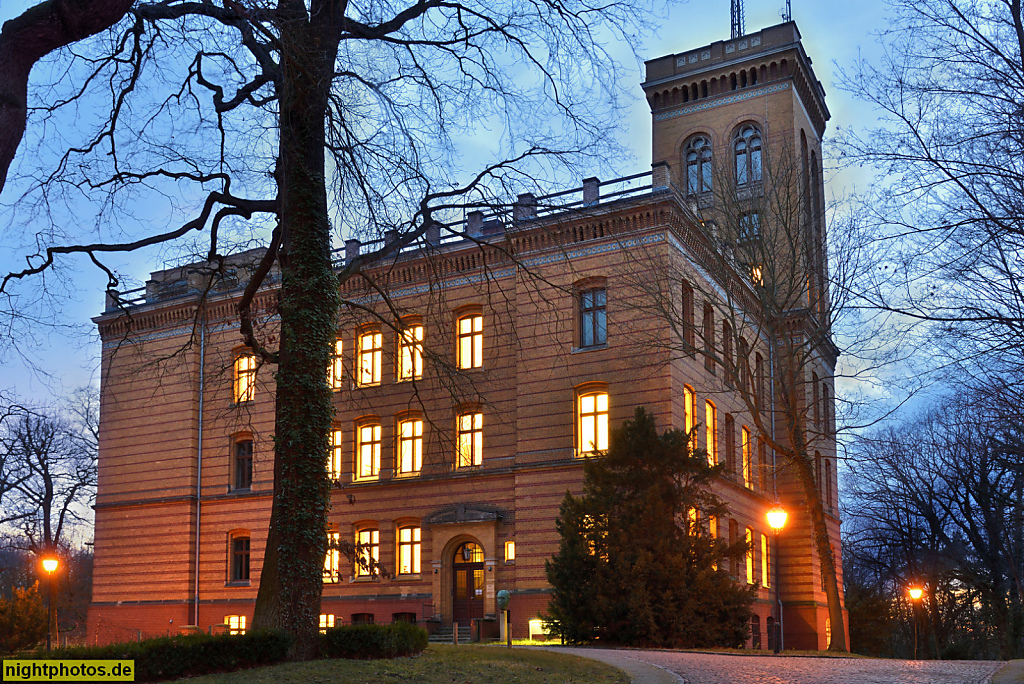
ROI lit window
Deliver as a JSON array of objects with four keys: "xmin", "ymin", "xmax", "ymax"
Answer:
[
  {"xmin": 225, "ymin": 615, "xmax": 246, "ymax": 635},
  {"xmin": 398, "ymin": 419, "xmax": 423, "ymax": 475},
  {"xmin": 234, "ymin": 440, "xmax": 253, "ymax": 490},
  {"xmin": 705, "ymin": 401, "xmax": 717, "ymax": 466},
  {"xmin": 734, "ymin": 124, "xmax": 762, "ymax": 185},
  {"xmin": 319, "ymin": 614, "xmax": 335, "ymax": 633},
  {"xmin": 356, "ymin": 423, "xmax": 381, "ymax": 480},
  {"xmin": 685, "ymin": 135, "xmax": 712, "ymax": 194},
  {"xmin": 745, "ymin": 527, "xmax": 755, "ymax": 585},
  {"xmin": 684, "ymin": 386, "xmax": 697, "ymax": 452},
  {"xmin": 742, "ymin": 427, "xmax": 752, "ymax": 488},
  {"xmin": 397, "ymin": 526, "xmax": 421, "ymax": 575},
  {"xmin": 751, "ymin": 264, "xmax": 764, "ymax": 286},
  {"xmin": 233, "ymin": 354, "xmax": 256, "ymax": 403},
  {"xmin": 457, "ymin": 315, "xmax": 483, "ymax": 369},
  {"xmin": 579, "ymin": 288, "xmax": 607, "ymax": 347},
  {"xmin": 709, "ymin": 517, "xmax": 718, "ymax": 571},
  {"xmin": 231, "ymin": 536, "xmax": 250, "ymax": 582},
  {"xmin": 505, "ymin": 540, "xmax": 516, "ymax": 562},
  {"xmin": 761, "ymin": 532, "xmax": 770, "ymax": 588},
  {"xmin": 358, "ymin": 331, "xmax": 383, "ymax": 386},
  {"xmin": 355, "ymin": 528, "xmax": 379, "ymax": 577},
  {"xmin": 329, "ymin": 338, "xmax": 344, "ymax": 390},
  {"xmin": 329, "ymin": 429, "xmax": 343, "ymax": 480},
  {"xmin": 457, "ymin": 412, "xmax": 483, "ymax": 468},
  {"xmin": 578, "ymin": 391, "xmax": 609, "ymax": 456},
  {"xmin": 398, "ymin": 325, "xmax": 424, "ymax": 381},
  {"xmin": 324, "ymin": 531, "xmax": 341, "ymax": 583}
]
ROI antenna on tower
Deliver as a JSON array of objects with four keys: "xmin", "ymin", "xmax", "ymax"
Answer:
[
  {"xmin": 731, "ymin": 0, "xmax": 745, "ymax": 39},
  {"xmin": 782, "ymin": 0, "xmax": 792, "ymax": 22}
]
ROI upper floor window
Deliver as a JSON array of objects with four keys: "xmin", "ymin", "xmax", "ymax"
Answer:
[
  {"xmin": 734, "ymin": 124, "xmax": 762, "ymax": 185},
  {"xmin": 703, "ymin": 303, "xmax": 715, "ymax": 374},
  {"xmin": 457, "ymin": 315, "xmax": 483, "ymax": 369},
  {"xmin": 739, "ymin": 212, "xmax": 761, "ymax": 241},
  {"xmin": 329, "ymin": 428, "xmax": 343, "ymax": 480},
  {"xmin": 761, "ymin": 532, "xmax": 770, "ymax": 588},
  {"xmin": 355, "ymin": 528, "xmax": 379, "ymax": 577},
  {"xmin": 234, "ymin": 439, "xmax": 253, "ymax": 490},
  {"xmin": 456, "ymin": 411, "xmax": 483, "ymax": 468},
  {"xmin": 681, "ymin": 279, "xmax": 695, "ymax": 352},
  {"xmin": 398, "ymin": 418, "xmax": 423, "ymax": 475},
  {"xmin": 579, "ymin": 288, "xmax": 607, "ymax": 348},
  {"xmin": 705, "ymin": 400, "xmax": 717, "ymax": 466},
  {"xmin": 231, "ymin": 535, "xmax": 250, "ymax": 582},
  {"xmin": 397, "ymin": 526, "xmax": 421, "ymax": 575},
  {"xmin": 329, "ymin": 338, "xmax": 344, "ymax": 390},
  {"xmin": 358, "ymin": 331, "xmax": 383, "ymax": 386},
  {"xmin": 324, "ymin": 531, "xmax": 341, "ymax": 583},
  {"xmin": 745, "ymin": 527, "xmax": 755, "ymax": 585},
  {"xmin": 742, "ymin": 426, "xmax": 752, "ymax": 488},
  {"xmin": 683, "ymin": 385, "xmax": 696, "ymax": 452},
  {"xmin": 398, "ymin": 325, "xmax": 424, "ymax": 381},
  {"xmin": 685, "ymin": 135, "xmax": 713, "ymax": 194},
  {"xmin": 356, "ymin": 422, "xmax": 381, "ymax": 480},
  {"xmin": 578, "ymin": 391, "xmax": 609, "ymax": 456},
  {"xmin": 233, "ymin": 353, "xmax": 257, "ymax": 403}
]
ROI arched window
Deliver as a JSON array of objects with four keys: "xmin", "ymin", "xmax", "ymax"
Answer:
[
  {"xmin": 685, "ymin": 136, "xmax": 712, "ymax": 194},
  {"xmin": 734, "ymin": 124, "xmax": 762, "ymax": 185}
]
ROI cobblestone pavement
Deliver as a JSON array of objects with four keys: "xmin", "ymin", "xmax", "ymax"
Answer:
[{"xmin": 553, "ymin": 647, "xmax": 1008, "ymax": 684}]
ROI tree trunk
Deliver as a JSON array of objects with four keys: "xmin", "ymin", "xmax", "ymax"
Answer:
[{"xmin": 248, "ymin": 5, "xmax": 340, "ymax": 660}]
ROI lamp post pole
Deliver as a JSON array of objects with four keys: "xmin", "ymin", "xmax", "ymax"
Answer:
[
  {"xmin": 42, "ymin": 556, "xmax": 59, "ymax": 651},
  {"xmin": 766, "ymin": 504, "xmax": 787, "ymax": 654},
  {"xmin": 909, "ymin": 586, "xmax": 923, "ymax": 660}
]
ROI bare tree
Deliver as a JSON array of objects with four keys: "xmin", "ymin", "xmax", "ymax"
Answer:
[
  {"xmin": 837, "ymin": 0, "xmax": 1024, "ymax": 378},
  {"xmin": 0, "ymin": 0, "xmax": 652, "ymax": 657}
]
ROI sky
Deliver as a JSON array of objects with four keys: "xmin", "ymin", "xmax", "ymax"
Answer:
[{"xmin": 0, "ymin": 0, "xmax": 895, "ymax": 405}]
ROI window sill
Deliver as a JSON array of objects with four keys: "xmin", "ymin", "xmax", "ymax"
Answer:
[
  {"xmin": 394, "ymin": 573, "xmax": 422, "ymax": 581},
  {"xmin": 571, "ymin": 343, "xmax": 608, "ymax": 354},
  {"xmin": 228, "ymin": 487, "xmax": 252, "ymax": 495},
  {"xmin": 394, "ymin": 471, "xmax": 421, "ymax": 479},
  {"xmin": 356, "ymin": 382, "xmax": 382, "ymax": 389},
  {"xmin": 225, "ymin": 581, "xmax": 250, "ymax": 587},
  {"xmin": 353, "ymin": 476, "xmax": 380, "ymax": 483}
]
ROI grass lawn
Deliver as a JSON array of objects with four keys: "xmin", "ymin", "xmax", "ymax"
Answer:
[{"xmin": 168, "ymin": 644, "xmax": 631, "ymax": 683}]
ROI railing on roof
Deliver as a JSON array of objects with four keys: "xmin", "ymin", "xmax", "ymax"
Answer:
[{"xmin": 103, "ymin": 168, "xmax": 669, "ymax": 313}]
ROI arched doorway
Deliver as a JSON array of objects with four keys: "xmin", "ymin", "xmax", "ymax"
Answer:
[{"xmin": 452, "ymin": 541, "xmax": 485, "ymax": 623}]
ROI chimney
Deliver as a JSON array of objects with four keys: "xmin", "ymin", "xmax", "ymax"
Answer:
[
  {"xmin": 466, "ymin": 211, "xmax": 484, "ymax": 237},
  {"xmin": 345, "ymin": 239, "xmax": 360, "ymax": 263},
  {"xmin": 582, "ymin": 177, "xmax": 600, "ymax": 205},
  {"xmin": 513, "ymin": 193, "xmax": 537, "ymax": 222}
]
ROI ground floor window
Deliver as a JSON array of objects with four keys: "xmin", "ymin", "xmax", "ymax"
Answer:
[{"xmin": 225, "ymin": 615, "xmax": 246, "ymax": 635}]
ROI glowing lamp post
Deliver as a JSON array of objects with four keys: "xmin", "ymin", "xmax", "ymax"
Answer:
[
  {"xmin": 908, "ymin": 586, "xmax": 923, "ymax": 660},
  {"xmin": 42, "ymin": 556, "xmax": 59, "ymax": 651},
  {"xmin": 766, "ymin": 504, "xmax": 787, "ymax": 654}
]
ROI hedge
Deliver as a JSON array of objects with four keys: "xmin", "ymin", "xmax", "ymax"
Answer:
[
  {"xmin": 320, "ymin": 621, "xmax": 428, "ymax": 659},
  {"xmin": 32, "ymin": 629, "xmax": 290, "ymax": 682}
]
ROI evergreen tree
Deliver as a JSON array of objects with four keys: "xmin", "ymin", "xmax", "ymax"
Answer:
[{"xmin": 546, "ymin": 407, "xmax": 754, "ymax": 647}]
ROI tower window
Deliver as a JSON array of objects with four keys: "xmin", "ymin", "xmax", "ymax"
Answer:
[
  {"xmin": 685, "ymin": 136, "xmax": 713, "ymax": 194},
  {"xmin": 734, "ymin": 124, "xmax": 763, "ymax": 185}
]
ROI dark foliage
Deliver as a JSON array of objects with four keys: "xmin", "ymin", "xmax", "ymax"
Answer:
[
  {"xmin": 320, "ymin": 622, "xmax": 427, "ymax": 659},
  {"xmin": 31, "ymin": 630, "xmax": 290, "ymax": 682},
  {"xmin": 545, "ymin": 407, "xmax": 754, "ymax": 647},
  {"xmin": 0, "ymin": 581, "xmax": 46, "ymax": 653}
]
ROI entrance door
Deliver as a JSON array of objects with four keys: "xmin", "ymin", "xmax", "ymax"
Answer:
[{"xmin": 452, "ymin": 542, "xmax": 485, "ymax": 623}]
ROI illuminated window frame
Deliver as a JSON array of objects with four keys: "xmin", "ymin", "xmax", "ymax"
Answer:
[
  {"xmin": 742, "ymin": 426, "xmax": 752, "ymax": 489},
  {"xmin": 233, "ymin": 353, "xmax": 257, "ymax": 403},
  {"xmin": 225, "ymin": 615, "xmax": 246, "ymax": 635},
  {"xmin": 761, "ymin": 532, "xmax": 770, "ymax": 588},
  {"xmin": 319, "ymin": 614, "xmax": 335, "ymax": 633},
  {"xmin": 355, "ymin": 528, "xmax": 379, "ymax": 578},
  {"xmin": 577, "ymin": 390, "xmax": 609, "ymax": 456},
  {"xmin": 329, "ymin": 428, "xmax": 343, "ymax": 480},
  {"xmin": 505, "ymin": 540, "xmax": 516, "ymax": 563},
  {"xmin": 356, "ymin": 422, "xmax": 381, "ymax": 481},
  {"xmin": 397, "ymin": 526, "xmax": 421, "ymax": 575},
  {"xmin": 329, "ymin": 338, "xmax": 344, "ymax": 390},
  {"xmin": 457, "ymin": 314, "xmax": 483, "ymax": 369},
  {"xmin": 745, "ymin": 527, "xmax": 755, "ymax": 585},
  {"xmin": 358, "ymin": 330, "xmax": 383, "ymax": 386},
  {"xmin": 683, "ymin": 386, "xmax": 697, "ymax": 452},
  {"xmin": 397, "ymin": 418, "xmax": 423, "ymax": 475},
  {"xmin": 398, "ymin": 324, "xmax": 424, "ymax": 381},
  {"xmin": 705, "ymin": 400, "xmax": 718, "ymax": 466},
  {"xmin": 324, "ymin": 531, "xmax": 341, "ymax": 583},
  {"xmin": 456, "ymin": 412, "xmax": 483, "ymax": 468}
]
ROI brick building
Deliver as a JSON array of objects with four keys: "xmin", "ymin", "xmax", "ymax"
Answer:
[{"xmin": 88, "ymin": 21, "xmax": 844, "ymax": 649}]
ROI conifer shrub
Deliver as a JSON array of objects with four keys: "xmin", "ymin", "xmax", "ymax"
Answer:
[
  {"xmin": 0, "ymin": 582, "xmax": 47, "ymax": 654},
  {"xmin": 320, "ymin": 621, "xmax": 428, "ymax": 659},
  {"xmin": 546, "ymin": 406, "xmax": 755, "ymax": 648}
]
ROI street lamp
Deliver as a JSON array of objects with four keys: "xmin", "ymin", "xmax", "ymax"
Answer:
[
  {"xmin": 766, "ymin": 504, "xmax": 787, "ymax": 654},
  {"xmin": 908, "ymin": 586, "xmax": 924, "ymax": 660},
  {"xmin": 42, "ymin": 556, "xmax": 59, "ymax": 651}
]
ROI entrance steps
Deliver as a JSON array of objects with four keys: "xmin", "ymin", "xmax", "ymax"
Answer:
[{"xmin": 427, "ymin": 626, "xmax": 474, "ymax": 644}]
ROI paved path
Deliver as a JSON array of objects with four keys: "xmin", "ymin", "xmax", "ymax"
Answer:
[{"xmin": 545, "ymin": 647, "xmax": 1010, "ymax": 684}]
